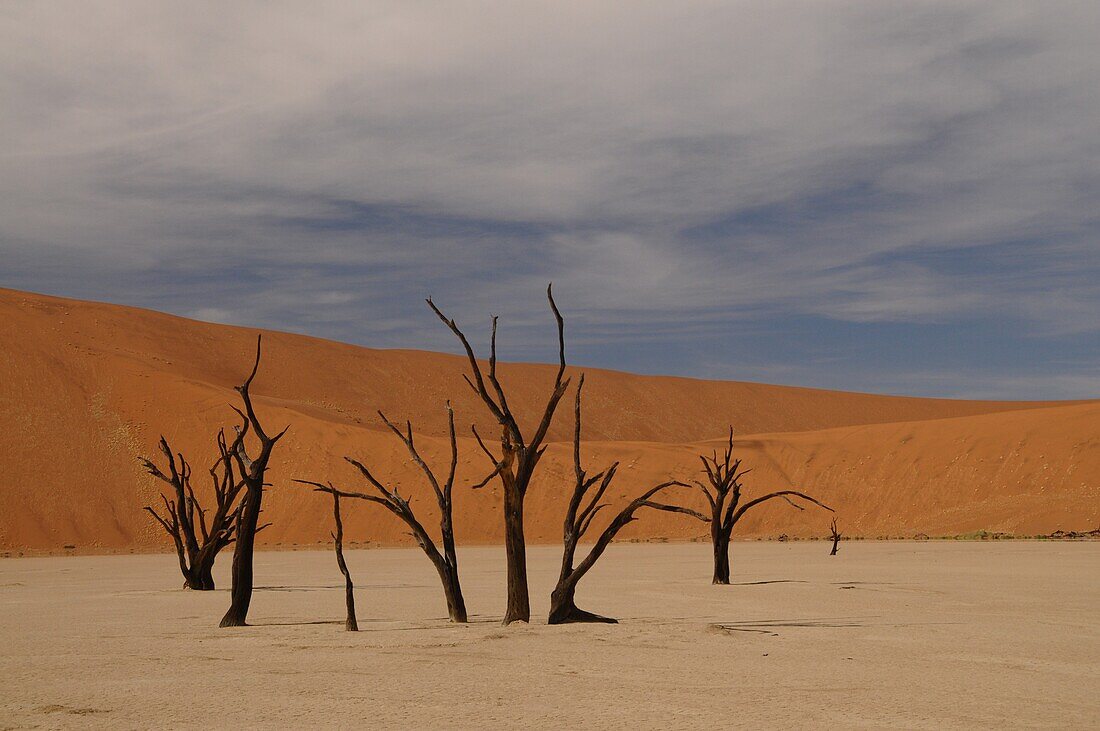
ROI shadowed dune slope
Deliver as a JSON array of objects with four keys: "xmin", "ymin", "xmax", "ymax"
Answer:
[{"xmin": 0, "ymin": 287, "xmax": 1096, "ymax": 551}]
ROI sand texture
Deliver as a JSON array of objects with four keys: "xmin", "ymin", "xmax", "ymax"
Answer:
[
  {"xmin": 2, "ymin": 542, "xmax": 1098, "ymax": 728},
  {"xmin": 1, "ymin": 287, "xmax": 1097, "ymax": 552}
]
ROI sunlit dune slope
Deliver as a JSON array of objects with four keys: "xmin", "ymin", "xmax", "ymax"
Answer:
[{"xmin": 0, "ymin": 287, "xmax": 1095, "ymax": 551}]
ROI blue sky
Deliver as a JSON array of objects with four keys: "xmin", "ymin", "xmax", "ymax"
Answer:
[{"xmin": 1, "ymin": 2, "xmax": 1098, "ymax": 399}]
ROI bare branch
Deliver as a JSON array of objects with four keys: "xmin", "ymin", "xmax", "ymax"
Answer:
[
  {"xmin": 777, "ymin": 494, "xmax": 805, "ymax": 511},
  {"xmin": 294, "ymin": 417, "xmax": 471, "ymax": 625},
  {"xmin": 430, "ymin": 285, "xmax": 569, "ymax": 624},
  {"xmin": 730, "ymin": 490, "xmax": 834, "ymax": 526},
  {"xmin": 551, "ymin": 369, "xmax": 701, "ymax": 623},
  {"xmin": 425, "ymin": 297, "xmax": 508, "ymax": 427},
  {"xmin": 692, "ymin": 479, "xmax": 717, "ymax": 509},
  {"xmin": 292, "ymin": 479, "xmax": 393, "ymax": 510},
  {"xmin": 485, "ymin": 315, "xmax": 523, "ymax": 444},
  {"xmin": 470, "ymin": 424, "xmax": 499, "ymax": 464},
  {"xmin": 640, "ymin": 502, "xmax": 709, "ymax": 522},
  {"xmin": 471, "ymin": 462, "xmax": 506, "ymax": 490},
  {"xmin": 143, "ymin": 505, "xmax": 174, "ymax": 535},
  {"xmin": 577, "ymin": 503, "xmax": 606, "ymax": 539},
  {"xmin": 443, "ymin": 402, "xmax": 458, "ymax": 502},
  {"xmin": 576, "ymin": 464, "xmax": 617, "ymax": 537},
  {"xmin": 344, "ymin": 457, "xmax": 399, "ymax": 503}
]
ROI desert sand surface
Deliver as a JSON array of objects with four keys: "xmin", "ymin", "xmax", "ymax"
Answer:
[
  {"xmin": 2, "ymin": 542, "xmax": 1098, "ymax": 729},
  {"xmin": 1, "ymin": 286, "xmax": 1098, "ymax": 553}
]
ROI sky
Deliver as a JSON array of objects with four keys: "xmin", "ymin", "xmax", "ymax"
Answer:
[{"xmin": 1, "ymin": 1, "xmax": 1098, "ymax": 399}]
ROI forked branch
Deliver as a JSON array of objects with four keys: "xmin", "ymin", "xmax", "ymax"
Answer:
[
  {"xmin": 690, "ymin": 426, "xmax": 832, "ymax": 584},
  {"xmin": 295, "ymin": 403, "xmax": 469, "ymax": 622},
  {"xmin": 220, "ymin": 334, "xmax": 290, "ymax": 628},
  {"xmin": 550, "ymin": 375, "xmax": 696, "ymax": 624},
  {"xmin": 427, "ymin": 284, "xmax": 571, "ymax": 624},
  {"xmin": 829, "ymin": 517, "xmax": 842, "ymax": 556},
  {"xmin": 139, "ymin": 427, "xmax": 248, "ymax": 590}
]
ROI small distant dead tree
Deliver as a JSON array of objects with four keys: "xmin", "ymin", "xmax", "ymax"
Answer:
[
  {"xmin": 297, "ymin": 403, "xmax": 471, "ymax": 623},
  {"xmin": 219, "ymin": 335, "xmax": 289, "ymax": 628},
  {"xmin": 328, "ymin": 489, "xmax": 358, "ymax": 631},
  {"xmin": 549, "ymin": 375, "xmax": 696, "ymax": 624},
  {"xmin": 140, "ymin": 429, "xmax": 246, "ymax": 590},
  {"xmin": 829, "ymin": 517, "xmax": 842, "ymax": 556},
  {"xmin": 691, "ymin": 428, "xmax": 833, "ymax": 584},
  {"xmin": 428, "ymin": 284, "xmax": 570, "ymax": 625}
]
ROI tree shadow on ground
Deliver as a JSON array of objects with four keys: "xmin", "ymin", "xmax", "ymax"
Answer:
[
  {"xmin": 710, "ymin": 616, "xmax": 873, "ymax": 636},
  {"xmin": 709, "ymin": 616, "xmax": 960, "ymax": 636}
]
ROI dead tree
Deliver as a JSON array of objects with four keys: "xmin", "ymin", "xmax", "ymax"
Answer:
[
  {"xmin": 692, "ymin": 428, "xmax": 833, "ymax": 584},
  {"xmin": 219, "ymin": 335, "xmax": 288, "ymax": 628},
  {"xmin": 829, "ymin": 517, "xmax": 842, "ymax": 556},
  {"xmin": 328, "ymin": 489, "xmax": 358, "ymax": 631},
  {"xmin": 295, "ymin": 483, "xmax": 358, "ymax": 630},
  {"xmin": 296, "ymin": 403, "xmax": 471, "ymax": 623},
  {"xmin": 428, "ymin": 284, "xmax": 569, "ymax": 624},
  {"xmin": 140, "ymin": 429, "xmax": 246, "ymax": 590},
  {"xmin": 549, "ymin": 375, "xmax": 696, "ymax": 624}
]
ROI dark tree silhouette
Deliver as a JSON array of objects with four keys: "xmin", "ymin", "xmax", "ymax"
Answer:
[
  {"xmin": 327, "ymin": 489, "xmax": 358, "ymax": 631},
  {"xmin": 691, "ymin": 428, "xmax": 833, "ymax": 584},
  {"xmin": 829, "ymin": 517, "xmax": 842, "ymax": 556},
  {"xmin": 297, "ymin": 403, "xmax": 472, "ymax": 623},
  {"xmin": 548, "ymin": 375, "xmax": 696, "ymax": 624},
  {"xmin": 428, "ymin": 285, "xmax": 569, "ymax": 624},
  {"xmin": 219, "ymin": 335, "xmax": 289, "ymax": 628},
  {"xmin": 140, "ymin": 429, "xmax": 246, "ymax": 590}
]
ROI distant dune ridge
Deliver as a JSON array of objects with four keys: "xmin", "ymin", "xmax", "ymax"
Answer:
[{"xmin": 0, "ymin": 287, "xmax": 1096, "ymax": 552}]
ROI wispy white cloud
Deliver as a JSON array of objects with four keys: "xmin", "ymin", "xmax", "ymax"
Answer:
[{"xmin": 0, "ymin": 1, "xmax": 1097, "ymax": 397}]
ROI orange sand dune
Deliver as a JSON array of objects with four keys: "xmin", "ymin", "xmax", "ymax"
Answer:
[{"xmin": 0, "ymin": 287, "xmax": 1095, "ymax": 551}]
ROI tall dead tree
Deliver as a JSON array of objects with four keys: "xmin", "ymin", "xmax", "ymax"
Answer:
[
  {"xmin": 140, "ymin": 429, "xmax": 246, "ymax": 590},
  {"xmin": 549, "ymin": 375, "xmax": 696, "ymax": 624},
  {"xmin": 219, "ymin": 335, "xmax": 288, "ymax": 628},
  {"xmin": 428, "ymin": 284, "xmax": 569, "ymax": 624},
  {"xmin": 829, "ymin": 517, "xmax": 842, "ymax": 556},
  {"xmin": 297, "ymin": 403, "xmax": 471, "ymax": 623},
  {"xmin": 692, "ymin": 428, "xmax": 833, "ymax": 584}
]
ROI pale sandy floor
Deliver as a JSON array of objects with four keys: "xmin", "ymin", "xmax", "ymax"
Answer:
[{"xmin": 1, "ymin": 542, "xmax": 1097, "ymax": 729}]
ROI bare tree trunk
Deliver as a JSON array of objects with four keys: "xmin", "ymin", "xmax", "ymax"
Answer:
[
  {"xmin": 691, "ymin": 428, "xmax": 832, "ymax": 584},
  {"xmin": 196, "ymin": 559, "xmax": 216, "ymax": 591},
  {"xmin": 438, "ymin": 505, "xmax": 467, "ymax": 622},
  {"xmin": 341, "ymin": 568, "xmax": 358, "ymax": 631},
  {"xmin": 181, "ymin": 569, "xmax": 200, "ymax": 590},
  {"xmin": 221, "ymin": 485, "xmax": 260, "ymax": 627},
  {"xmin": 502, "ymin": 485, "xmax": 529, "ymax": 624},
  {"xmin": 712, "ymin": 529, "xmax": 731, "ymax": 585},
  {"xmin": 219, "ymin": 336, "xmax": 289, "ymax": 628},
  {"xmin": 431, "ymin": 556, "xmax": 467, "ymax": 623},
  {"xmin": 548, "ymin": 579, "xmax": 616, "ymax": 625},
  {"xmin": 297, "ymin": 403, "xmax": 471, "ymax": 624},
  {"xmin": 141, "ymin": 429, "xmax": 247, "ymax": 592},
  {"xmin": 548, "ymin": 375, "xmax": 700, "ymax": 624},
  {"xmin": 329, "ymin": 491, "xmax": 357, "ymax": 631},
  {"xmin": 829, "ymin": 517, "xmax": 841, "ymax": 556},
  {"xmin": 169, "ymin": 533, "xmax": 193, "ymax": 589},
  {"xmin": 443, "ymin": 572, "xmax": 467, "ymax": 623},
  {"xmin": 429, "ymin": 285, "xmax": 569, "ymax": 625}
]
